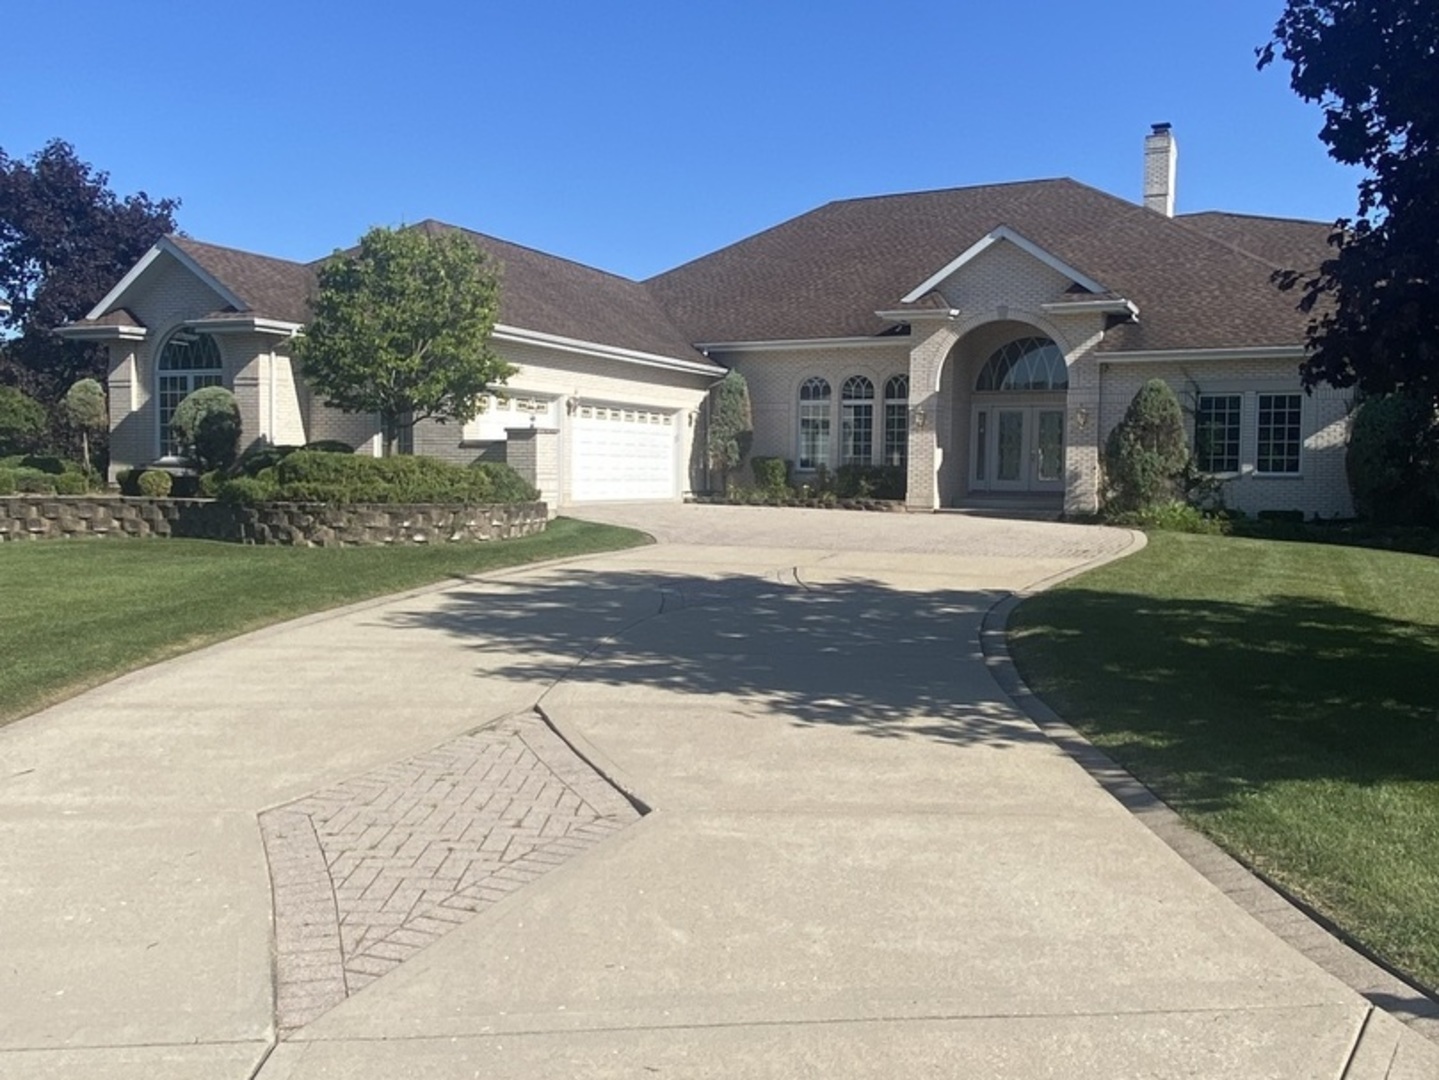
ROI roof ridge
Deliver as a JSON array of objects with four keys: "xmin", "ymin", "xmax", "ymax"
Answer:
[{"xmin": 1179, "ymin": 208, "xmax": 1333, "ymax": 228}]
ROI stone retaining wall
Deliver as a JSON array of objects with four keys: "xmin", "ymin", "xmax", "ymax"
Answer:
[{"xmin": 0, "ymin": 496, "xmax": 548, "ymax": 546}]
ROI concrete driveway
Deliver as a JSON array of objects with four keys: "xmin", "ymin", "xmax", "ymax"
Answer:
[{"xmin": 2, "ymin": 505, "xmax": 1433, "ymax": 1078}]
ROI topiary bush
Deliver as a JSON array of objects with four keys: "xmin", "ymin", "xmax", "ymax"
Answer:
[
  {"xmin": 0, "ymin": 468, "xmax": 15, "ymax": 495},
  {"xmin": 1102, "ymin": 379, "xmax": 1190, "ymax": 515},
  {"xmin": 137, "ymin": 469, "xmax": 173, "ymax": 497},
  {"xmin": 171, "ymin": 387, "xmax": 242, "ymax": 472},
  {"xmin": 751, "ymin": 456, "xmax": 790, "ymax": 495},
  {"xmin": 1346, "ymin": 393, "xmax": 1439, "ymax": 525}
]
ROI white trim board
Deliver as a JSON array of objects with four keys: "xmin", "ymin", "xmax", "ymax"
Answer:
[
  {"xmin": 84, "ymin": 237, "xmax": 247, "ymax": 321},
  {"xmin": 901, "ymin": 226, "xmax": 1112, "ymax": 302},
  {"xmin": 699, "ymin": 335, "xmax": 912, "ymax": 354},
  {"xmin": 1099, "ymin": 345, "xmax": 1307, "ymax": 363},
  {"xmin": 493, "ymin": 324, "xmax": 726, "ymax": 377}
]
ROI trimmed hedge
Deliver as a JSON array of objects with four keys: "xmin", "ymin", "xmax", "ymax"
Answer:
[
  {"xmin": 137, "ymin": 470, "xmax": 173, "ymax": 497},
  {"xmin": 216, "ymin": 451, "xmax": 538, "ymax": 507},
  {"xmin": 751, "ymin": 456, "xmax": 790, "ymax": 494}
]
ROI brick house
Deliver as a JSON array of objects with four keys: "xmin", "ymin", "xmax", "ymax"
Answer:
[{"xmin": 62, "ymin": 126, "xmax": 1352, "ymax": 518}]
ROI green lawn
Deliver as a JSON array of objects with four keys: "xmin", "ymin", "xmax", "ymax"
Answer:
[
  {"xmin": 1009, "ymin": 531, "xmax": 1439, "ymax": 991},
  {"xmin": 0, "ymin": 517, "xmax": 647, "ymax": 727}
]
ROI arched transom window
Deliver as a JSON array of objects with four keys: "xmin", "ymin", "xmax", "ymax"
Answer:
[
  {"xmin": 976, "ymin": 337, "xmax": 1068, "ymax": 392},
  {"xmin": 798, "ymin": 376, "xmax": 832, "ymax": 470},
  {"xmin": 157, "ymin": 330, "xmax": 223, "ymax": 456},
  {"xmin": 883, "ymin": 374, "xmax": 909, "ymax": 468},
  {"xmin": 840, "ymin": 376, "xmax": 874, "ymax": 465}
]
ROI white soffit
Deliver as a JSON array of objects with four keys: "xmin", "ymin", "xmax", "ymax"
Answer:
[{"xmin": 901, "ymin": 225, "xmax": 1110, "ymax": 303}]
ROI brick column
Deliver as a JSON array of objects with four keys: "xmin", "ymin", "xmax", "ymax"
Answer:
[{"xmin": 905, "ymin": 319, "xmax": 961, "ymax": 511}]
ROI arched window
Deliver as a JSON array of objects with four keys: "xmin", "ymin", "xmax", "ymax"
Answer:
[
  {"xmin": 883, "ymin": 374, "xmax": 908, "ymax": 468},
  {"xmin": 157, "ymin": 330, "xmax": 223, "ymax": 456},
  {"xmin": 840, "ymin": 375, "xmax": 874, "ymax": 466},
  {"xmin": 798, "ymin": 376, "xmax": 831, "ymax": 470},
  {"xmin": 975, "ymin": 337, "xmax": 1068, "ymax": 392}
]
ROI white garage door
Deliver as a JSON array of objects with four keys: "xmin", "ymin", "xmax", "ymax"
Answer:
[{"xmin": 571, "ymin": 404, "xmax": 677, "ymax": 502}]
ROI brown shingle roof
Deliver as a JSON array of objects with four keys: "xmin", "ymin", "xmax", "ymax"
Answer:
[
  {"xmin": 404, "ymin": 221, "xmax": 706, "ymax": 362},
  {"xmin": 1177, "ymin": 211, "xmax": 1335, "ymax": 275},
  {"xmin": 169, "ymin": 236, "xmax": 316, "ymax": 324},
  {"xmin": 646, "ymin": 179, "xmax": 1318, "ymax": 352},
  {"xmin": 163, "ymin": 226, "xmax": 707, "ymax": 364}
]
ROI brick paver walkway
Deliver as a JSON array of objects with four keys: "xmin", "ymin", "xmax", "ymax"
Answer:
[{"xmin": 259, "ymin": 711, "xmax": 638, "ymax": 1035}]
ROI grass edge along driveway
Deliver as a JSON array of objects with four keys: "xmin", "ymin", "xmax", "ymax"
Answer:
[
  {"xmin": 1008, "ymin": 531, "xmax": 1439, "ymax": 993},
  {"xmin": 0, "ymin": 517, "xmax": 648, "ymax": 728}
]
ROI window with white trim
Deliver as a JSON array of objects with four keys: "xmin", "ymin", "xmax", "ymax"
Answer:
[
  {"xmin": 462, "ymin": 394, "xmax": 560, "ymax": 441},
  {"xmin": 1257, "ymin": 393, "xmax": 1302, "ymax": 474},
  {"xmin": 1194, "ymin": 394, "xmax": 1242, "ymax": 473},
  {"xmin": 157, "ymin": 330, "xmax": 223, "ymax": 456},
  {"xmin": 798, "ymin": 376, "xmax": 831, "ymax": 469},
  {"xmin": 883, "ymin": 374, "xmax": 908, "ymax": 468},
  {"xmin": 840, "ymin": 376, "xmax": 874, "ymax": 465}
]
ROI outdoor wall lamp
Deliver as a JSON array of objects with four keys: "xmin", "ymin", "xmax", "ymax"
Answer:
[
  {"xmin": 1075, "ymin": 405, "xmax": 1091, "ymax": 431},
  {"xmin": 911, "ymin": 405, "xmax": 927, "ymax": 431},
  {"xmin": 566, "ymin": 396, "xmax": 579, "ymax": 415}
]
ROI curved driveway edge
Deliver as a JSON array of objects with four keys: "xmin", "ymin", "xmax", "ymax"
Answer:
[{"xmin": 981, "ymin": 577, "xmax": 1439, "ymax": 1052}]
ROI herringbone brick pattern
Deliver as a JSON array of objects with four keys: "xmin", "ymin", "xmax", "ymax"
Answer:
[{"xmin": 258, "ymin": 712, "xmax": 637, "ymax": 1035}]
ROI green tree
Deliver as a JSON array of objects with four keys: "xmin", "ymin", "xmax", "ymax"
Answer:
[
  {"xmin": 0, "ymin": 140, "xmax": 179, "ymax": 403},
  {"xmin": 0, "ymin": 385, "xmax": 49, "ymax": 456},
  {"xmin": 296, "ymin": 226, "xmax": 511, "ymax": 456},
  {"xmin": 1345, "ymin": 394, "xmax": 1439, "ymax": 524},
  {"xmin": 706, "ymin": 370, "xmax": 753, "ymax": 492},
  {"xmin": 1102, "ymin": 379, "xmax": 1190, "ymax": 514},
  {"xmin": 1259, "ymin": 2, "xmax": 1439, "ymax": 408},
  {"xmin": 60, "ymin": 377, "xmax": 107, "ymax": 477},
  {"xmin": 171, "ymin": 386, "xmax": 242, "ymax": 473}
]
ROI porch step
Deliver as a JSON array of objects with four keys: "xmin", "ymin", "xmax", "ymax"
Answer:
[{"xmin": 942, "ymin": 495, "xmax": 1065, "ymax": 522}]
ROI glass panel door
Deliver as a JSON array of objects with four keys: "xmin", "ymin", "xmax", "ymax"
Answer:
[
  {"xmin": 1034, "ymin": 409, "xmax": 1065, "ymax": 485},
  {"xmin": 994, "ymin": 409, "xmax": 1026, "ymax": 488}
]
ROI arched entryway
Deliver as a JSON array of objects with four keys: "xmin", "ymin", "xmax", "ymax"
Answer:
[
  {"xmin": 935, "ymin": 321, "xmax": 1069, "ymax": 504},
  {"xmin": 970, "ymin": 336, "xmax": 1067, "ymax": 493}
]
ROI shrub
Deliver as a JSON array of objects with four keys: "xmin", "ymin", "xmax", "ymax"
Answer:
[
  {"xmin": 1346, "ymin": 393, "xmax": 1439, "ymax": 525},
  {"xmin": 0, "ymin": 468, "xmax": 15, "ymax": 495},
  {"xmin": 751, "ymin": 456, "xmax": 790, "ymax": 494},
  {"xmin": 171, "ymin": 387, "xmax": 242, "ymax": 472},
  {"xmin": 234, "ymin": 444, "xmax": 301, "ymax": 477},
  {"xmin": 1105, "ymin": 499, "xmax": 1228, "ymax": 534},
  {"xmin": 219, "ymin": 452, "xmax": 538, "ymax": 506},
  {"xmin": 0, "ymin": 386, "xmax": 49, "ymax": 456},
  {"xmin": 1102, "ymin": 379, "xmax": 1190, "ymax": 515},
  {"xmin": 16, "ymin": 454, "xmax": 68, "ymax": 475},
  {"xmin": 116, "ymin": 468, "xmax": 142, "ymax": 496},
  {"xmin": 216, "ymin": 476, "xmax": 277, "ymax": 507},
  {"xmin": 54, "ymin": 472, "xmax": 88, "ymax": 495},
  {"xmin": 137, "ymin": 470, "xmax": 173, "ymax": 497},
  {"xmin": 835, "ymin": 464, "xmax": 906, "ymax": 501},
  {"xmin": 302, "ymin": 439, "xmax": 354, "ymax": 454},
  {"xmin": 197, "ymin": 470, "xmax": 224, "ymax": 498},
  {"xmin": 61, "ymin": 378, "xmax": 108, "ymax": 477},
  {"xmin": 14, "ymin": 468, "xmax": 58, "ymax": 494},
  {"xmin": 470, "ymin": 461, "xmax": 539, "ymax": 502}
]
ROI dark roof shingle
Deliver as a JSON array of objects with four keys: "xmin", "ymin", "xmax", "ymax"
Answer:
[{"xmin": 646, "ymin": 179, "xmax": 1320, "ymax": 352}]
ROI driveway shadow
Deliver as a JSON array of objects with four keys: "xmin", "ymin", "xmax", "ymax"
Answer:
[{"xmin": 383, "ymin": 568, "xmax": 1041, "ymax": 749}]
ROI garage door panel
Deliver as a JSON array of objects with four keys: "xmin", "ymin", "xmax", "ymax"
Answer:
[{"xmin": 572, "ymin": 405, "xmax": 677, "ymax": 502}]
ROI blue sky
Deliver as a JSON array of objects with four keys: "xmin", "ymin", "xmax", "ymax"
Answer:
[{"xmin": 4, "ymin": 1, "xmax": 1356, "ymax": 280}]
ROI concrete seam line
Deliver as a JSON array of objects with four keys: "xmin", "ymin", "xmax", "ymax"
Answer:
[
  {"xmin": 1337, "ymin": 1005, "xmax": 1376, "ymax": 1080},
  {"xmin": 530, "ymin": 703, "xmax": 653, "ymax": 817},
  {"xmin": 982, "ymin": 586, "xmax": 1439, "ymax": 1045}
]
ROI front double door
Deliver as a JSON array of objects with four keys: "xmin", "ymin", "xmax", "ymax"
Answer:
[{"xmin": 970, "ymin": 403, "xmax": 1065, "ymax": 493}]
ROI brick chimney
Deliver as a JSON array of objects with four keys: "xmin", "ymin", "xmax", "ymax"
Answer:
[{"xmin": 1143, "ymin": 122, "xmax": 1177, "ymax": 217}]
